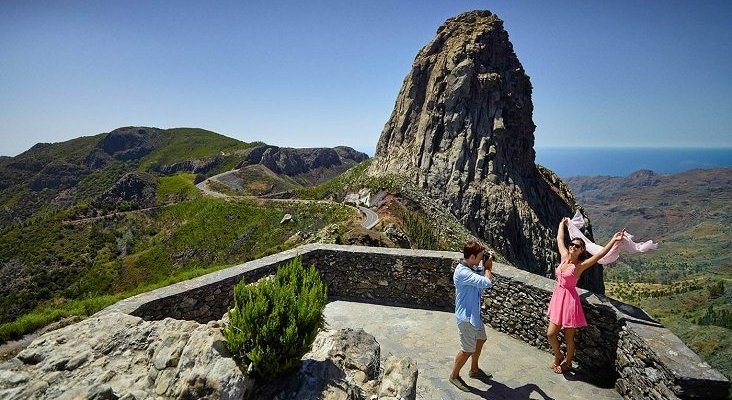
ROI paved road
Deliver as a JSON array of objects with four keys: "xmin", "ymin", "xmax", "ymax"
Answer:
[
  {"xmin": 194, "ymin": 170, "xmax": 234, "ymax": 198},
  {"xmin": 195, "ymin": 170, "xmax": 380, "ymax": 228},
  {"xmin": 358, "ymin": 206, "xmax": 379, "ymax": 229},
  {"xmin": 324, "ymin": 301, "xmax": 622, "ymax": 400}
]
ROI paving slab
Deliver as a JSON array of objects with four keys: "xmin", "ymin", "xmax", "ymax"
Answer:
[{"xmin": 324, "ymin": 301, "xmax": 622, "ymax": 400}]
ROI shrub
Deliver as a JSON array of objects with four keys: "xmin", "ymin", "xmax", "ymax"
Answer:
[
  {"xmin": 223, "ymin": 256, "xmax": 327, "ymax": 380},
  {"xmin": 394, "ymin": 206, "xmax": 440, "ymax": 250}
]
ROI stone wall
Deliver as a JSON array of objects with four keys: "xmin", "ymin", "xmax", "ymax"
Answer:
[{"xmin": 99, "ymin": 243, "xmax": 729, "ymax": 399}]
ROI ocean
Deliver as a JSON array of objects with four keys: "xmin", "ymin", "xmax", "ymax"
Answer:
[{"xmin": 535, "ymin": 147, "xmax": 732, "ymax": 178}]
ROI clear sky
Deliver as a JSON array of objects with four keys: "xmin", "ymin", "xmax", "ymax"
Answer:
[{"xmin": 1, "ymin": 0, "xmax": 731, "ymax": 157}]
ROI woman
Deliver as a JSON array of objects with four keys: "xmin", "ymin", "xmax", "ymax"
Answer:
[{"xmin": 547, "ymin": 217, "xmax": 624, "ymax": 373}]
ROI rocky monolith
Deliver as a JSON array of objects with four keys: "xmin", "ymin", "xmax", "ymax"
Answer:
[{"xmin": 368, "ymin": 10, "xmax": 601, "ymax": 290}]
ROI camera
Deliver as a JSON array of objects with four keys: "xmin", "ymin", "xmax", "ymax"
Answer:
[{"xmin": 482, "ymin": 251, "xmax": 494, "ymax": 265}]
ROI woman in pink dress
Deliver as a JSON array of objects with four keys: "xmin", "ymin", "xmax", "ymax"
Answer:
[{"xmin": 547, "ymin": 217, "xmax": 625, "ymax": 373}]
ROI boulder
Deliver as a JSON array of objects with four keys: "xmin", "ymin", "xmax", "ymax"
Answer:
[{"xmin": 0, "ymin": 312, "xmax": 253, "ymax": 400}]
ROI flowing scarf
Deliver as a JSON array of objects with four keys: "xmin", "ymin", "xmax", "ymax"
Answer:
[{"xmin": 567, "ymin": 211, "xmax": 658, "ymax": 264}]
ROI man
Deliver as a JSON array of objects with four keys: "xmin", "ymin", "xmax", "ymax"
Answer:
[{"xmin": 449, "ymin": 241, "xmax": 494, "ymax": 392}]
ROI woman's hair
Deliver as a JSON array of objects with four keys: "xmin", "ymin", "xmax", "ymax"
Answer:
[{"xmin": 463, "ymin": 241, "xmax": 485, "ymax": 259}]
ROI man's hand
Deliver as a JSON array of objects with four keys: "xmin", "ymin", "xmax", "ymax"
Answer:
[{"xmin": 484, "ymin": 252, "xmax": 493, "ymax": 272}]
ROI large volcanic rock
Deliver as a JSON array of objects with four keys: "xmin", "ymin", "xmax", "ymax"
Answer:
[
  {"xmin": 84, "ymin": 126, "xmax": 165, "ymax": 168},
  {"xmin": 368, "ymin": 11, "xmax": 601, "ymax": 290},
  {"xmin": 243, "ymin": 145, "xmax": 369, "ymax": 187}
]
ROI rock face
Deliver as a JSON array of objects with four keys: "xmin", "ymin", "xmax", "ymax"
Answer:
[
  {"xmin": 246, "ymin": 145, "xmax": 369, "ymax": 186},
  {"xmin": 249, "ymin": 146, "xmax": 368, "ymax": 175},
  {"xmin": 0, "ymin": 314, "xmax": 417, "ymax": 400},
  {"xmin": 29, "ymin": 162, "xmax": 86, "ymax": 191},
  {"xmin": 260, "ymin": 328, "xmax": 417, "ymax": 400},
  {"xmin": 0, "ymin": 312, "xmax": 253, "ymax": 400},
  {"xmin": 93, "ymin": 171, "xmax": 158, "ymax": 211},
  {"xmin": 85, "ymin": 127, "xmax": 165, "ymax": 168},
  {"xmin": 368, "ymin": 10, "xmax": 595, "ymax": 287},
  {"xmin": 154, "ymin": 157, "xmax": 224, "ymax": 175}
]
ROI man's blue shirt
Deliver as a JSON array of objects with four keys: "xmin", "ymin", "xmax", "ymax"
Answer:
[{"xmin": 453, "ymin": 262, "xmax": 493, "ymax": 327}]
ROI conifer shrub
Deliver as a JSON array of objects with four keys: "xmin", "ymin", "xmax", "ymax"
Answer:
[{"xmin": 223, "ymin": 256, "xmax": 327, "ymax": 380}]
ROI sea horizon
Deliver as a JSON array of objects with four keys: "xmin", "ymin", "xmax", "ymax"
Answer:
[
  {"xmin": 535, "ymin": 146, "xmax": 732, "ymax": 178},
  {"xmin": 356, "ymin": 146, "xmax": 732, "ymax": 179}
]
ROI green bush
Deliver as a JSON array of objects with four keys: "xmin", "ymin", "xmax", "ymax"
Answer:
[{"xmin": 223, "ymin": 256, "xmax": 327, "ymax": 380}]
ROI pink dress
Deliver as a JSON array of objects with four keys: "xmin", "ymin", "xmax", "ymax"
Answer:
[{"xmin": 547, "ymin": 262, "xmax": 587, "ymax": 328}]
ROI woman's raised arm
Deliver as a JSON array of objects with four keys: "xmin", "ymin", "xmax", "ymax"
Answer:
[
  {"xmin": 578, "ymin": 230, "xmax": 625, "ymax": 273},
  {"xmin": 557, "ymin": 218, "xmax": 569, "ymax": 260}
]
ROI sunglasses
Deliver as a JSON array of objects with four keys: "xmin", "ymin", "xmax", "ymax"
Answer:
[{"xmin": 568, "ymin": 243, "xmax": 584, "ymax": 249}]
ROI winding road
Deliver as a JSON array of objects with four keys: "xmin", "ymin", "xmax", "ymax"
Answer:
[
  {"xmin": 357, "ymin": 206, "xmax": 378, "ymax": 229},
  {"xmin": 196, "ymin": 172, "xmax": 379, "ymax": 228}
]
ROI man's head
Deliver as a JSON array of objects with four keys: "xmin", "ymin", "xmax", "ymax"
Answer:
[{"xmin": 463, "ymin": 241, "xmax": 485, "ymax": 267}]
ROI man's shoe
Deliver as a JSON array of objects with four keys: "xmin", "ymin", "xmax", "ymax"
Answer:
[
  {"xmin": 449, "ymin": 376, "xmax": 470, "ymax": 392},
  {"xmin": 469, "ymin": 368, "xmax": 492, "ymax": 381}
]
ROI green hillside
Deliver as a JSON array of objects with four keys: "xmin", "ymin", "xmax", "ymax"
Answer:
[
  {"xmin": 0, "ymin": 127, "xmax": 262, "ymax": 229},
  {"xmin": 0, "ymin": 173, "xmax": 353, "ymax": 343},
  {"xmin": 235, "ymin": 164, "xmax": 302, "ymax": 195},
  {"xmin": 0, "ymin": 127, "xmax": 360, "ymax": 344},
  {"xmin": 140, "ymin": 128, "xmax": 262, "ymax": 172}
]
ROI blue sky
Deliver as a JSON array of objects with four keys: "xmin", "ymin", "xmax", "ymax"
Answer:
[{"xmin": 1, "ymin": 1, "xmax": 731, "ymax": 156}]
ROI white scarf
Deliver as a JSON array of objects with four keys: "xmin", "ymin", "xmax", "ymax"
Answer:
[{"xmin": 567, "ymin": 211, "xmax": 658, "ymax": 265}]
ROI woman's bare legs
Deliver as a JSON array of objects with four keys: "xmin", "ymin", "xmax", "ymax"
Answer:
[
  {"xmin": 560, "ymin": 328, "xmax": 577, "ymax": 372},
  {"xmin": 546, "ymin": 322, "xmax": 564, "ymax": 369}
]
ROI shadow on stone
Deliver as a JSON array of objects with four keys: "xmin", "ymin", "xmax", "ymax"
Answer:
[
  {"xmin": 328, "ymin": 295, "xmax": 453, "ymax": 313},
  {"xmin": 253, "ymin": 358, "xmax": 350, "ymax": 399},
  {"xmin": 562, "ymin": 366, "xmax": 615, "ymax": 389},
  {"xmin": 606, "ymin": 298, "xmax": 662, "ymax": 327},
  {"xmin": 574, "ymin": 297, "xmax": 621, "ymax": 388},
  {"xmin": 467, "ymin": 379, "xmax": 555, "ymax": 400}
]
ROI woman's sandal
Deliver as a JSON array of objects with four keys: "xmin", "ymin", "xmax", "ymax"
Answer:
[
  {"xmin": 550, "ymin": 354, "xmax": 565, "ymax": 370},
  {"xmin": 553, "ymin": 362, "xmax": 571, "ymax": 374}
]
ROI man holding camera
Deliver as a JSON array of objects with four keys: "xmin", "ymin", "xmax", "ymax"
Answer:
[{"xmin": 449, "ymin": 241, "xmax": 495, "ymax": 392}]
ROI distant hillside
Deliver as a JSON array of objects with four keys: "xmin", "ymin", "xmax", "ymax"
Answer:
[
  {"xmin": 0, "ymin": 127, "xmax": 368, "ymax": 227},
  {"xmin": 567, "ymin": 167, "xmax": 732, "ymax": 383},
  {"xmin": 0, "ymin": 127, "xmax": 259, "ymax": 228},
  {"xmin": 566, "ymin": 168, "xmax": 731, "ymax": 239},
  {"xmin": 566, "ymin": 168, "xmax": 731, "ymax": 272},
  {"xmin": 0, "ymin": 126, "xmax": 369, "ymax": 344},
  {"xmin": 214, "ymin": 145, "xmax": 370, "ymax": 196}
]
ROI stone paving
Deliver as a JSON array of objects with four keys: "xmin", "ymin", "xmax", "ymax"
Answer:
[{"xmin": 324, "ymin": 301, "xmax": 622, "ymax": 400}]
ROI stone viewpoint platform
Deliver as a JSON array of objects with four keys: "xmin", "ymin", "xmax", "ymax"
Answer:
[
  {"xmin": 97, "ymin": 244, "xmax": 728, "ymax": 399},
  {"xmin": 325, "ymin": 300, "xmax": 621, "ymax": 400}
]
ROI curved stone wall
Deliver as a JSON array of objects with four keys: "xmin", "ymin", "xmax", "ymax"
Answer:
[{"xmin": 99, "ymin": 243, "xmax": 729, "ymax": 399}]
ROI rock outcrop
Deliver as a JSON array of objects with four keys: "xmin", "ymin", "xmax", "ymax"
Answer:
[
  {"xmin": 0, "ymin": 313, "xmax": 416, "ymax": 400},
  {"xmin": 28, "ymin": 162, "xmax": 86, "ymax": 191},
  {"xmin": 261, "ymin": 328, "xmax": 417, "ymax": 400},
  {"xmin": 245, "ymin": 145, "xmax": 369, "ymax": 186},
  {"xmin": 93, "ymin": 171, "xmax": 158, "ymax": 211},
  {"xmin": 0, "ymin": 312, "xmax": 252, "ymax": 400},
  {"xmin": 154, "ymin": 157, "xmax": 225, "ymax": 175},
  {"xmin": 85, "ymin": 127, "xmax": 165, "ymax": 168},
  {"xmin": 368, "ymin": 10, "xmax": 596, "ymax": 288}
]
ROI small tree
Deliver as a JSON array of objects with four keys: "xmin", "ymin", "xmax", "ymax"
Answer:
[{"xmin": 223, "ymin": 256, "xmax": 327, "ymax": 380}]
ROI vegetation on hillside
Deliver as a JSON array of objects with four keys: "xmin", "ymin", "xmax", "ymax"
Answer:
[
  {"xmin": 235, "ymin": 165, "xmax": 301, "ymax": 195},
  {"xmin": 293, "ymin": 160, "xmax": 477, "ymax": 253},
  {"xmin": 0, "ymin": 128, "xmax": 263, "ymax": 229},
  {"xmin": 294, "ymin": 160, "xmax": 403, "ymax": 200},
  {"xmin": 141, "ymin": 128, "xmax": 262, "ymax": 173},
  {"xmin": 0, "ymin": 172, "xmax": 351, "ymax": 343},
  {"xmin": 569, "ymin": 169, "xmax": 732, "ymax": 388}
]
